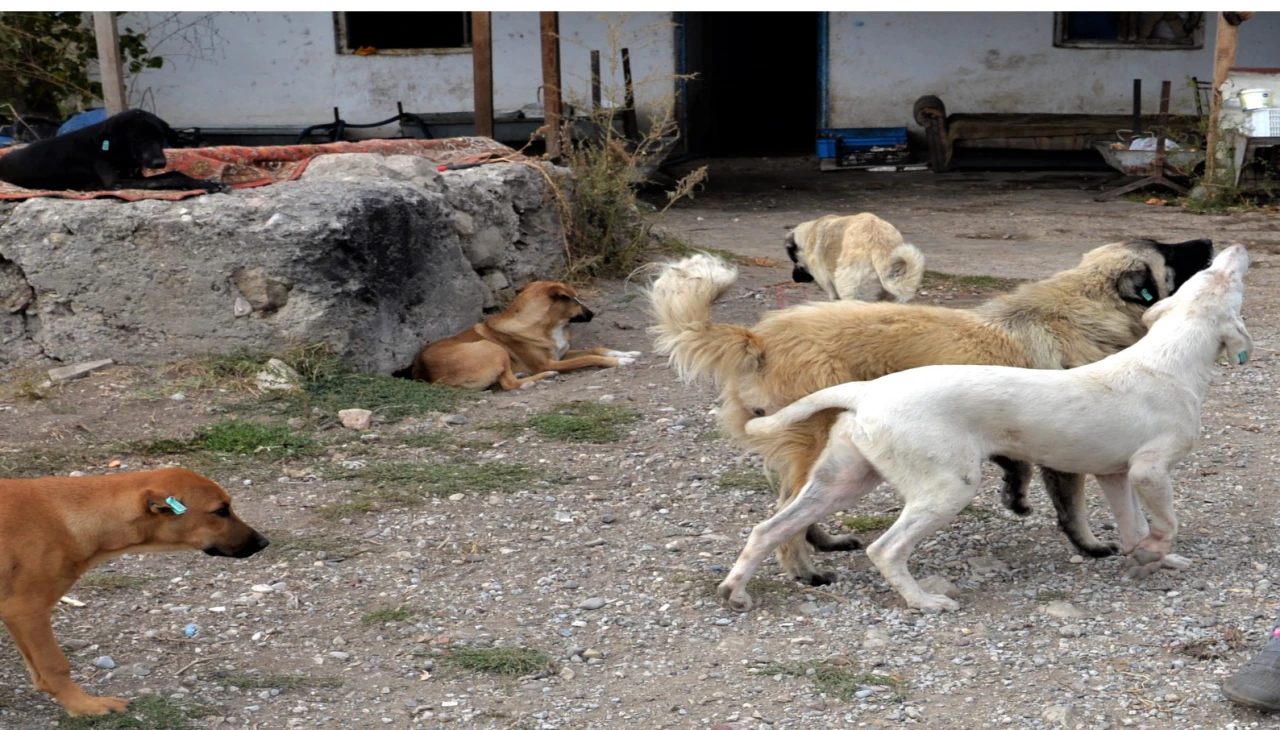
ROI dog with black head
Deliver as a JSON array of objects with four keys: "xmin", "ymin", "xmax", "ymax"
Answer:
[{"xmin": 0, "ymin": 109, "xmax": 228, "ymax": 193}]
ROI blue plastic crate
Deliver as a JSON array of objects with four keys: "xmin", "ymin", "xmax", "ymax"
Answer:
[
  {"xmin": 816, "ymin": 138, "xmax": 839, "ymax": 158},
  {"xmin": 820, "ymin": 126, "xmax": 908, "ymax": 150}
]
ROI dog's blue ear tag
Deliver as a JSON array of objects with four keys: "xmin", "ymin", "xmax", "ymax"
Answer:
[
  {"xmin": 1239, "ymin": 351, "xmax": 1249, "ymax": 365},
  {"xmin": 101, "ymin": 140, "xmax": 110, "ymax": 152},
  {"xmin": 1140, "ymin": 288, "xmax": 1154, "ymax": 302},
  {"xmin": 165, "ymin": 496, "xmax": 187, "ymax": 514}
]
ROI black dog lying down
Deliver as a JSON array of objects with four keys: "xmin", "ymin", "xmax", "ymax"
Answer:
[{"xmin": 0, "ymin": 109, "xmax": 228, "ymax": 193}]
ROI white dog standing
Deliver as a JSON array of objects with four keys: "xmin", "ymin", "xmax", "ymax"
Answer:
[{"xmin": 722, "ymin": 244, "xmax": 1253, "ymax": 613}]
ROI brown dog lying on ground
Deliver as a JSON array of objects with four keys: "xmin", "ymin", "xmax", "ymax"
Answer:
[
  {"xmin": 411, "ymin": 281, "xmax": 642, "ymax": 390},
  {"xmin": 0, "ymin": 467, "xmax": 268, "ymax": 716}
]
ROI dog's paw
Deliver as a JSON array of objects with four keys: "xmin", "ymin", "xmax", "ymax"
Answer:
[
  {"xmin": 606, "ymin": 350, "xmax": 643, "ymax": 358},
  {"xmin": 64, "ymin": 695, "xmax": 130, "ymax": 716},
  {"xmin": 1081, "ymin": 540, "xmax": 1124, "ymax": 559},
  {"xmin": 804, "ymin": 569, "xmax": 839, "ymax": 587},
  {"xmin": 716, "ymin": 581, "xmax": 753, "ymax": 613},
  {"xmin": 1123, "ymin": 556, "xmax": 1165, "ymax": 580},
  {"xmin": 910, "ymin": 593, "xmax": 960, "ymax": 614},
  {"xmin": 1160, "ymin": 553, "xmax": 1192, "ymax": 570},
  {"xmin": 615, "ymin": 357, "xmax": 637, "ymax": 367}
]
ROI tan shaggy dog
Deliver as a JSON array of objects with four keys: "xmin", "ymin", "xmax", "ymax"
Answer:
[
  {"xmin": 0, "ymin": 467, "xmax": 268, "ymax": 716},
  {"xmin": 785, "ymin": 213, "xmax": 926, "ymax": 303},
  {"xmin": 649, "ymin": 238, "xmax": 1213, "ymax": 586},
  {"xmin": 411, "ymin": 281, "xmax": 641, "ymax": 391}
]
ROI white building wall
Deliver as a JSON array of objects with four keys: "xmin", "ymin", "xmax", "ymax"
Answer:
[
  {"xmin": 826, "ymin": 12, "xmax": 1280, "ymax": 130},
  {"xmin": 123, "ymin": 11, "xmax": 676, "ymax": 130}
]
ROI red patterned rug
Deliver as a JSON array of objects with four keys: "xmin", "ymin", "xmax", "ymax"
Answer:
[{"xmin": 0, "ymin": 137, "xmax": 519, "ymax": 202}]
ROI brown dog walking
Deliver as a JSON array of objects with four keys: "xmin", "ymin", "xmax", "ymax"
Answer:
[
  {"xmin": 411, "ymin": 281, "xmax": 641, "ymax": 390},
  {"xmin": 0, "ymin": 467, "xmax": 268, "ymax": 716}
]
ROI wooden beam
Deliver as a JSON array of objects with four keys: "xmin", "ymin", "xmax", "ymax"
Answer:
[
  {"xmin": 471, "ymin": 11, "xmax": 493, "ymax": 139},
  {"xmin": 92, "ymin": 11, "xmax": 127, "ymax": 116},
  {"xmin": 1204, "ymin": 11, "xmax": 1252, "ymax": 185},
  {"xmin": 540, "ymin": 12, "xmax": 562, "ymax": 159}
]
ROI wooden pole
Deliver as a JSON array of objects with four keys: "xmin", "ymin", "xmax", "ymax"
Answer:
[
  {"xmin": 471, "ymin": 11, "xmax": 493, "ymax": 139},
  {"xmin": 539, "ymin": 11, "xmax": 562, "ymax": 159},
  {"xmin": 1204, "ymin": 11, "xmax": 1254, "ymax": 185},
  {"xmin": 92, "ymin": 12, "xmax": 127, "ymax": 116},
  {"xmin": 621, "ymin": 47, "xmax": 640, "ymax": 140},
  {"xmin": 590, "ymin": 49, "xmax": 602, "ymax": 140}
]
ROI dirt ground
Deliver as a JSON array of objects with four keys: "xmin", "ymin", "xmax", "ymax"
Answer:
[{"xmin": 2, "ymin": 158, "xmax": 1280, "ymax": 730}]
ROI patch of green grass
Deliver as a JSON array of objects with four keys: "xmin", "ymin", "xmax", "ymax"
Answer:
[
  {"xmin": 397, "ymin": 431, "xmax": 456, "ymax": 449},
  {"xmin": 715, "ymin": 469, "xmax": 771, "ymax": 493},
  {"xmin": 1035, "ymin": 589, "xmax": 1068, "ymax": 603},
  {"xmin": 766, "ymin": 663, "xmax": 906, "ymax": 702},
  {"xmin": 842, "ymin": 515, "xmax": 896, "ymax": 532},
  {"xmin": 315, "ymin": 500, "xmax": 378, "ymax": 521},
  {"xmin": 337, "ymin": 460, "xmax": 557, "ymax": 496},
  {"xmin": 80, "ymin": 574, "xmax": 153, "ymax": 591},
  {"xmin": 441, "ymin": 647, "xmax": 554, "ymax": 677},
  {"xmin": 695, "ymin": 429, "xmax": 724, "ymax": 442},
  {"xmin": 361, "ymin": 606, "xmax": 414, "ymax": 625},
  {"xmin": 494, "ymin": 401, "xmax": 639, "ymax": 443},
  {"xmin": 290, "ymin": 374, "xmax": 470, "ymax": 423},
  {"xmin": 58, "ymin": 695, "xmax": 216, "ymax": 729},
  {"xmin": 221, "ymin": 673, "xmax": 342, "ymax": 691},
  {"xmin": 135, "ymin": 419, "xmax": 317, "ymax": 458},
  {"xmin": 960, "ymin": 504, "xmax": 995, "ymax": 518},
  {"xmin": 922, "ymin": 270, "xmax": 1019, "ymax": 293},
  {"xmin": 0, "ymin": 446, "xmax": 109, "ymax": 479},
  {"xmin": 660, "ymin": 238, "xmax": 744, "ymax": 264}
]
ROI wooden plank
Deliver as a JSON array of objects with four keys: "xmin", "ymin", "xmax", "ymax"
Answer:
[
  {"xmin": 92, "ymin": 12, "xmax": 127, "ymax": 116},
  {"xmin": 540, "ymin": 11, "xmax": 562, "ymax": 159},
  {"xmin": 1204, "ymin": 12, "xmax": 1251, "ymax": 185},
  {"xmin": 590, "ymin": 49, "xmax": 602, "ymax": 140},
  {"xmin": 621, "ymin": 47, "xmax": 639, "ymax": 140},
  {"xmin": 471, "ymin": 12, "xmax": 493, "ymax": 139}
]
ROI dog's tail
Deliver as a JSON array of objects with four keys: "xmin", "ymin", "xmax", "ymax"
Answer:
[
  {"xmin": 647, "ymin": 254, "xmax": 765, "ymax": 384},
  {"xmin": 744, "ymin": 382, "xmax": 867, "ymax": 437},
  {"xmin": 879, "ymin": 243, "xmax": 927, "ymax": 303}
]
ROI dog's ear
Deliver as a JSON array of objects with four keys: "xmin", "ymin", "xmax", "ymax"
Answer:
[
  {"xmin": 1219, "ymin": 312, "xmax": 1253, "ymax": 367},
  {"xmin": 1117, "ymin": 264, "xmax": 1161, "ymax": 307},
  {"xmin": 1140, "ymin": 297, "xmax": 1176, "ymax": 328},
  {"xmin": 140, "ymin": 489, "xmax": 185, "ymax": 515}
]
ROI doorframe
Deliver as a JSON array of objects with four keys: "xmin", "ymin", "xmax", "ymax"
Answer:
[{"xmin": 673, "ymin": 11, "xmax": 828, "ymax": 156}]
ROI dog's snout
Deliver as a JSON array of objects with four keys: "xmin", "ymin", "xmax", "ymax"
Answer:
[
  {"xmin": 571, "ymin": 307, "xmax": 594, "ymax": 323},
  {"xmin": 792, "ymin": 266, "xmax": 815, "ymax": 284},
  {"xmin": 205, "ymin": 531, "xmax": 269, "ymax": 559}
]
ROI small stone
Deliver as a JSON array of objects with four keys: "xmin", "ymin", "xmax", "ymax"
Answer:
[
  {"xmin": 338, "ymin": 408, "xmax": 373, "ymax": 430},
  {"xmin": 48, "ymin": 359, "xmax": 114, "ymax": 383},
  {"xmin": 665, "ymin": 541, "xmax": 681, "ymax": 552},
  {"xmin": 233, "ymin": 296, "xmax": 253, "ymax": 317},
  {"xmin": 967, "ymin": 555, "xmax": 1008, "ymax": 575},
  {"xmin": 1069, "ymin": 555, "xmax": 1084, "ymax": 564},
  {"xmin": 170, "ymin": 393, "xmax": 186, "ymax": 402},
  {"xmin": 1041, "ymin": 704, "xmax": 1078, "ymax": 727},
  {"xmin": 251, "ymin": 584, "xmax": 274, "ymax": 593},
  {"xmin": 918, "ymin": 575, "xmax": 960, "ymax": 599},
  {"xmin": 1042, "ymin": 601, "xmax": 1085, "ymax": 620},
  {"xmin": 255, "ymin": 358, "xmax": 301, "ymax": 392},
  {"xmin": 674, "ymin": 416, "xmax": 696, "ymax": 428},
  {"xmin": 601, "ymin": 514, "xmax": 616, "ymax": 524},
  {"xmin": 486, "ymin": 494, "xmax": 503, "ymax": 506},
  {"xmin": 448, "ymin": 493, "xmax": 465, "ymax": 502},
  {"xmin": 582, "ymin": 648, "xmax": 603, "ymax": 660},
  {"xmin": 579, "ymin": 597, "xmax": 606, "ymax": 611},
  {"xmin": 328, "ymin": 651, "xmax": 350, "ymax": 661},
  {"xmin": 599, "ymin": 394, "xmax": 616, "ymax": 403},
  {"xmin": 94, "ymin": 656, "xmax": 116, "ymax": 669},
  {"xmin": 559, "ymin": 667, "xmax": 575, "ymax": 681},
  {"xmin": 442, "ymin": 414, "xmax": 467, "ymax": 426}
]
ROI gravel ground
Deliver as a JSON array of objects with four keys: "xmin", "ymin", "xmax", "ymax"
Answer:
[{"xmin": 1, "ymin": 166, "xmax": 1279, "ymax": 730}]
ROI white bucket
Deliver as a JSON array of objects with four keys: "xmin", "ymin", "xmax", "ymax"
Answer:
[{"xmin": 1239, "ymin": 88, "xmax": 1272, "ymax": 111}]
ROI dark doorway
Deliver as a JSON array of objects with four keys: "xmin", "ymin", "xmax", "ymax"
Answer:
[{"xmin": 683, "ymin": 12, "xmax": 820, "ymax": 157}]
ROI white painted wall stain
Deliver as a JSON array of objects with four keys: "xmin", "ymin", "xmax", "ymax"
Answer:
[
  {"xmin": 125, "ymin": 11, "xmax": 676, "ymax": 130},
  {"xmin": 827, "ymin": 12, "xmax": 1280, "ymax": 129}
]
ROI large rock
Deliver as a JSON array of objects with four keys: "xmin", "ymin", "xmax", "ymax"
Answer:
[{"xmin": 0, "ymin": 157, "xmax": 566, "ymax": 373}]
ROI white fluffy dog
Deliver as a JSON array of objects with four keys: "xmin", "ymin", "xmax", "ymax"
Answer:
[{"xmin": 721, "ymin": 244, "xmax": 1252, "ymax": 613}]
